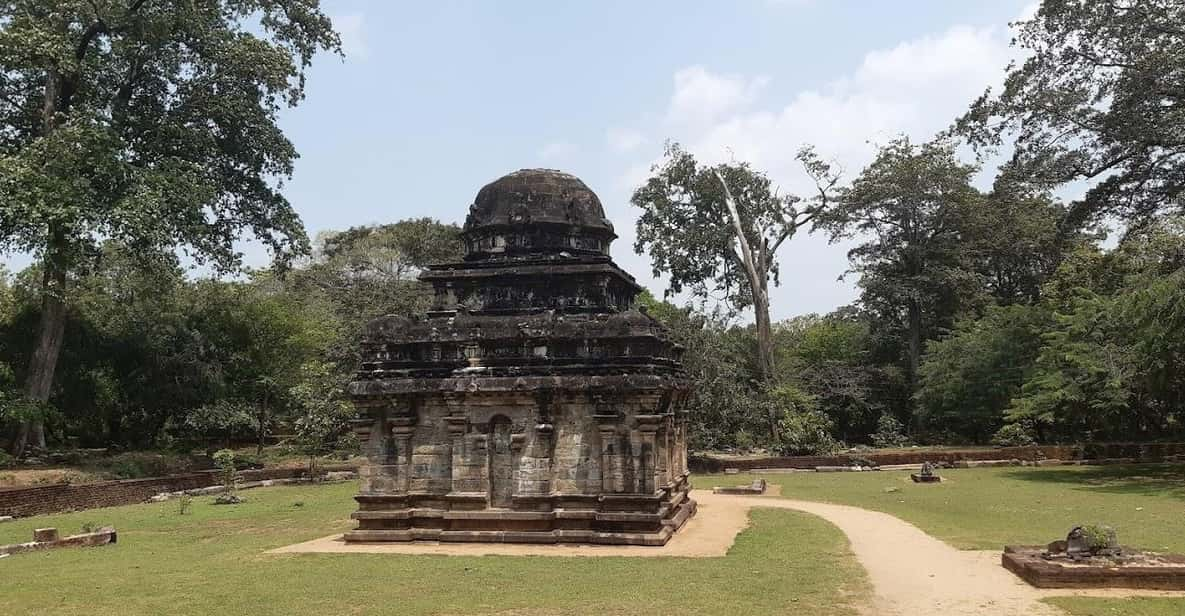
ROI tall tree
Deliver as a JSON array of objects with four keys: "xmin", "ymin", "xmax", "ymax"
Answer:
[
  {"xmin": 820, "ymin": 137, "xmax": 981, "ymax": 388},
  {"xmin": 292, "ymin": 219, "xmax": 464, "ymax": 367},
  {"xmin": 631, "ymin": 143, "xmax": 837, "ymax": 437},
  {"xmin": 957, "ymin": 0, "xmax": 1185, "ymax": 228},
  {"xmin": 0, "ymin": 1, "xmax": 340, "ymax": 455}
]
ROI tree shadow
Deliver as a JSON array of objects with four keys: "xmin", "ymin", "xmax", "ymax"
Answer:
[{"xmin": 1001, "ymin": 463, "xmax": 1185, "ymax": 500}]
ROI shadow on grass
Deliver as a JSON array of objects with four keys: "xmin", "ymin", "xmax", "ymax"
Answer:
[{"xmin": 1001, "ymin": 463, "xmax": 1185, "ymax": 499}]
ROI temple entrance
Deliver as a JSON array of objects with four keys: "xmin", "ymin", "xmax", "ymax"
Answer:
[{"xmin": 488, "ymin": 416, "xmax": 513, "ymax": 508}]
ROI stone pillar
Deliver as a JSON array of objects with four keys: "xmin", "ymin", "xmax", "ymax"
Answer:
[
  {"xmin": 635, "ymin": 414, "xmax": 662, "ymax": 495},
  {"xmin": 390, "ymin": 414, "xmax": 416, "ymax": 494},
  {"xmin": 593, "ymin": 396, "xmax": 622, "ymax": 493}
]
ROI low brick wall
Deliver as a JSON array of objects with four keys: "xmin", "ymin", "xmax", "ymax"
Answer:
[
  {"xmin": 690, "ymin": 443, "xmax": 1185, "ymax": 473},
  {"xmin": 0, "ymin": 464, "xmax": 357, "ymax": 518}
]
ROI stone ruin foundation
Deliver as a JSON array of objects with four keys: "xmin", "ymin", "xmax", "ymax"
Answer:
[
  {"xmin": 1003, "ymin": 526, "xmax": 1185, "ymax": 590},
  {"xmin": 344, "ymin": 169, "xmax": 696, "ymax": 546}
]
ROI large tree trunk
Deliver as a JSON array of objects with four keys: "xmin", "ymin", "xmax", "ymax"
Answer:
[
  {"xmin": 716, "ymin": 170, "xmax": 780, "ymax": 441},
  {"xmin": 13, "ymin": 255, "xmax": 68, "ymax": 457},
  {"xmin": 13, "ymin": 69, "xmax": 67, "ymax": 458},
  {"xmin": 751, "ymin": 279, "xmax": 779, "ymax": 441},
  {"xmin": 907, "ymin": 298, "xmax": 921, "ymax": 387}
]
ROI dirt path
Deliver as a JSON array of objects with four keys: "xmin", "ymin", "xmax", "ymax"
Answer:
[{"xmin": 721, "ymin": 492, "xmax": 1185, "ymax": 616}]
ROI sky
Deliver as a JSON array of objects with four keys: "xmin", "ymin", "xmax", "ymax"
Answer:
[{"xmin": 6, "ymin": 0, "xmax": 1040, "ymax": 321}]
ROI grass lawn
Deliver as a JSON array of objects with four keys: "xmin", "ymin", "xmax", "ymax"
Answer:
[
  {"xmin": 710, "ymin": 464, "xmax": 1185, "ymax": 616},
  {"xmin": 0, "ymin": 482, "xmax": 868, "ymax": 616}
]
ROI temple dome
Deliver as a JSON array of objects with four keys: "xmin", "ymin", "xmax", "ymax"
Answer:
[{"xmin": 464, "ymin": 169, "xmax": 615, "ymax": 235}]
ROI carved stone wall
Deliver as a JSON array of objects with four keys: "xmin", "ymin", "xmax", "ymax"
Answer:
[{"xmin": 345, "ymin": 169, "xmax": 695, "ymax": 545}]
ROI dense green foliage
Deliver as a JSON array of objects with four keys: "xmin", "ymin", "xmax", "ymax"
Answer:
[{"xmin": 0, "ymin": 219, "xmax": 460, "ymax": 453}]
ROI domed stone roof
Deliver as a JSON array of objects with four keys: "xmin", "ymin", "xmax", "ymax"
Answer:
[{"xmin": 464, "ymin": 169, "xmax": 614, "ymax": 234}]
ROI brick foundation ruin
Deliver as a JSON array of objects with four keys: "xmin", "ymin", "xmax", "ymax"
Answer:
[{"xmin": 344, "ymin": 169, "xmax": 695, "ymax": 545}]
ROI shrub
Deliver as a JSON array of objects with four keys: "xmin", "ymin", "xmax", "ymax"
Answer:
[
  {"xmin": 211, "ymin": 449, "xmax": 241, "ymax": 504},
  {"xmin": 177, "ymin": 494, "xmax": 193, "ymax": 516},
  {"xmin": 1079, "ymin": 524, "xmax": 1117, "ymax": 554},
  {"xmin": 871, "ymin": 414, "xmax": 909, "ymax": 449},
  {"xmin": 991, "ymin": 423, "xmax": 1036, "ymax": 447},
  {"xmin": 0, "ymin": 450, "xmax": 13, "ymax": 468},
  {"xmin": 778, "ymin": 409, "xmax": 841, "ymax": 456}
]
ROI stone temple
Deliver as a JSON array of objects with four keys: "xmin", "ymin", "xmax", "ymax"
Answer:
[{"xmin": 344, "ymin": 169, "xmax": 696, "ymax": 545}]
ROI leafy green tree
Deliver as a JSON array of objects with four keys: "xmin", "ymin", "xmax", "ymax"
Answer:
[
  {"xmin": 0, "ymin": 1, "xmax": 340, "ymax": 455},
  {"xmin": 957, "ymin": 0, "xmax": 1185, "ymax": 228},
  {"xmin": 638, "ymin": 291, "xmax": 766, "ymax": 450},
  {"xmin": 293, "ymin": 219, "xmax": 463, "ymax": 367},
  {"xmin": 288, "ymin": 360, "xmax": 355, "ymax": 475},
  {"xmin": 820, "ymin": 137, "xmax": 982, "ymax": 387},
  {"xmin": 183, "ymin": 277, "xmax": 338, "ymax": 453},
  {"xmin": 1007, "ymin": 219, "xmax": 1185, "ymax": 442},
  {"xmin": 963, "ymin": 170, "xmax": 1081, "ymax": 306},
  {"xmin": 773, "ymin": 314, "xmax": 888, "ymax": 443},
  {"xmin": 632, "ymin": 143, "xmax": 837, "ymax": 438},
  {"xmin": 915, "ymin": 304, "xmax": 1051, "ymax": 443}
]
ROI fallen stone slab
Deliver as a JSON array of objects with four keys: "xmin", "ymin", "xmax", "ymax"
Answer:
[
  {"xmin": 0, "ymin": 516, "xmax": 13, "ymax": 523},
  {"xmin": 712, "ymin": 478, "xmax": 767, "ymax": 495},
  {"xmin": 0, "ymin": 526, "xmax": 117, "ymax": 557}
]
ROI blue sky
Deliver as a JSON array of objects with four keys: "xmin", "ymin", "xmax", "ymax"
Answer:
[{"xmin": 7, "ymin": 0, "xmax": 1038, "ymax": 320}]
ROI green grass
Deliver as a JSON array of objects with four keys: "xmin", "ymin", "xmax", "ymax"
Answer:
[
  {"xmin": 1045, "ymin": 597, "xmax": 1185, "ymax": 616},
  {"xmin": 709, "ymin": 464, "xmax": 1185, "ymax": 616},
  {"xmin": 0, "ymin": 482, "xmax": 868, "ymax": 616}
]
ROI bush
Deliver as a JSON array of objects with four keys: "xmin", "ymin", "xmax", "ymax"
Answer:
[
  {"xmin": 991, "ymin": 423, "xmax": 1036, "ymax": 447},
  {"xmin": 1078, "ymin": 524, "xmax": 1118, "ymax": 554},
  {"xmin": 871, "ymin": 414, "xmax": 909, "ymax": 449},
  {"xmin": 211, "ymin": 449, "xmax": 242, "ymax": 504},
  {"xmin": 778, "ymin": 409, "xmax": 841, "ymax": 456},
  {"xmin": 0, "ymin": 450, "xmax": 13, "ymax": 468}
]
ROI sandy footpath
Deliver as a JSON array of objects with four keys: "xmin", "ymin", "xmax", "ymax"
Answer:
[{"xmin": 270, "ymin": 489, "xmax": 1185, "ymax": 615}]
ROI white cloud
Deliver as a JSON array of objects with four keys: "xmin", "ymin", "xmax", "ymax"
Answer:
[
  {"xmin": 616, "ymin": 22, "xmax": 1019, "ymax": 318},
  {"xmin": 538, "ymin": 141, "xmax": 577, "ymax": 162},
  {"xmin": 333, "ymin": 14, "xmax": 368, "ymax": 61},
  {"xmin": 606, "ymin": 128, "xmax": 646, "ymax": 153},
  {"xmin": 666, "ymin": 66, "xmax": 770, "ymax": 129},
  {"xmin": 679, "ymin": 23, "xmax": 1011, "ymax": 195}
]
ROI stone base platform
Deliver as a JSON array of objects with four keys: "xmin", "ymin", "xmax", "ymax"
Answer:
[
  {"xmin": 272, "ymin": 490, "xmax": 753, "ymax": 558},
  {"xmin": 1003, "ymin": 546, "xmax": 1185, "ymax": 590},
  {"xmin": 343, "ymin": 475, "xmax": 696, "ymax": 547}
]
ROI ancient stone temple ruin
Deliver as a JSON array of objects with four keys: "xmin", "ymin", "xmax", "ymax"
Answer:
[{"xmin": 344, "ymin": 169, "xmax": 695, "ymax": 545}]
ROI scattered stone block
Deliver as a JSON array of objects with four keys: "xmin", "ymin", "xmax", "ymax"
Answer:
[
  {"xmin": 32, "ymin": 528, "xmax": 59, "ymax": 542},
  {"xmin": 0, "ymin": 527, "xmax": 117, "ymax": 557},
  {"xmin": 723, "ymin": 468, "xmax": 740, "ymax": 475},
  {"xmin": 0, "ymin": 516, "xmax": 13, "ymax": 523}
]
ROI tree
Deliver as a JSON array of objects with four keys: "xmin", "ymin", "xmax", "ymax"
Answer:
[
  {"xmin": 288, "ymin": 360, "xmax": 354, "ymax": 475},
  {"xmin": 1009, "ymin": 220, "xmax": 1185, "ymax": 442},
  {"xmin": 631, "ymin": 143, "xmax": 837, "ymax": 438},
  {"xmin": 957, "ymin": 0, "xmax": 1185, "ymax": 229},
  {"xmin": 637, "ymin": 291, "xmax": 766, "ymax": 450},
  {"xmin": 292, "ymin": 219, "xmax": 463, "ymax": 367},
  {"xmin": 0, "ymin": 1, "xmax": 340, "ymax": 455},
  {"xmin": 915, "ymin": 304, "xmax": 1051, "ymax": 443},
  {"xmin": 820, "ymin": 137, "xmax": 981, "ymax": 388},
  {"xmin": 772, "ymin": 314, "xmax": 888, "ymax": 443},
  {"xmin": 963, "ymin": 169, "xmax": 1081, "ymax": 306}
]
